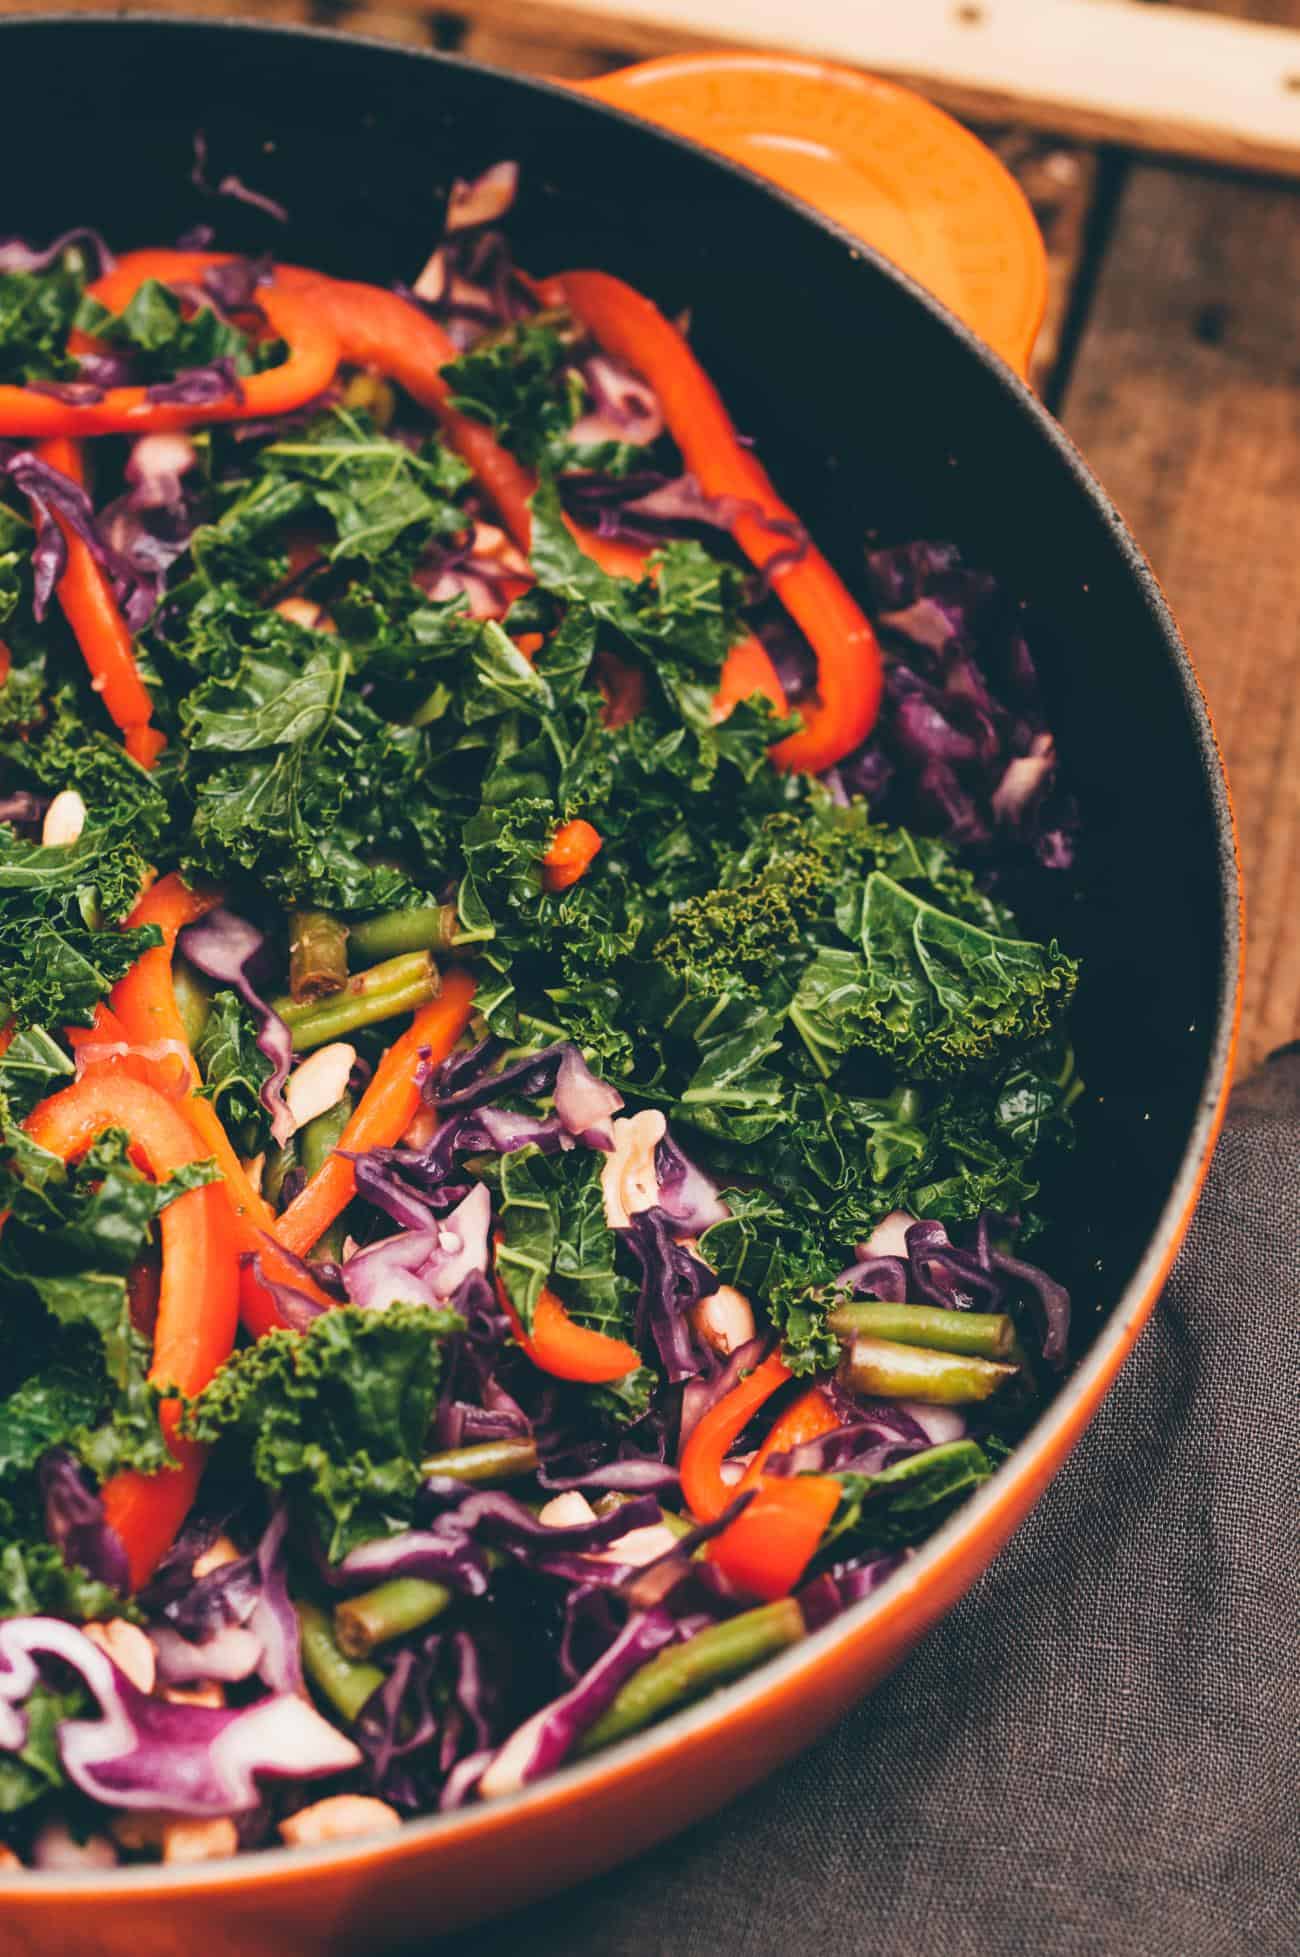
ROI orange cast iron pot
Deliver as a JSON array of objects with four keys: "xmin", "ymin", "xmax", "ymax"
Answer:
[{"xmin": 0, "ymin": 24, "xmax": 1240, "ymax": 1957}]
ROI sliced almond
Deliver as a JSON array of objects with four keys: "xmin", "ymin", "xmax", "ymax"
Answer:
[
  {"xmin": 42, "ymin": 788, "xmax": 87, "ymax": 848},
  {"xmin": 191, "ymin": 1533, "xmax": 242, "ymax": 1579},
  {"xmin": 84, "ymin": 1619, "xmax": 156, "ymax": 1696},
  {"xmin": 162, "ymin": 1817, "xmax": 239, "ymax": 1864},
  {"xmin": 600, "ymin": 1110, "xmax": 667, "ymax": 1230},
  {"xmin": 279, "ymin": 1796, "xmax": 401, "ymax": 1847},
  {"xmin": 284, "ymin": 1043, "xmax": 357, "ymax": 1134},
  {"xmin": 537, "ymin": 1491, "xmax": 597, "ymax": 1529},
  {"xmin": 691, "ymin": 1284, "xmax": 756, "ymax": 1357}
]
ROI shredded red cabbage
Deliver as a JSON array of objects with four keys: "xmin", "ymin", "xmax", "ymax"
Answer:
[
  {"xmin": 39, "ymin": 1451, "xmax": 128, "ymax": 1595},
  {"xmin": 0, "ymin": 1617, "xmax": 357, "ymax": 1814},
  {"xmin": 177, "ymin": 909, "xmax": 294, "ymax": 1145}
]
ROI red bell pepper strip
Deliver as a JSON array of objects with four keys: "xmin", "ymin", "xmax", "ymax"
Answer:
[
  {"xmin": 495, "ymin": 1270, "xmax": 641, "ymax": 1384},
  {"xmin": 87, "ymin": 253, "xmax": 786, "ymax": 724},
  {"xmin": 734, "ymin": 1384, "xmax": 842, "ymax": 1493},
  {"xmin": 0, "ymin": 262, "xmax": 339, "ymax": 438},
  {"xmin": 65, "ymin": 999, "xmax": 130, "ymax": 1061},
  {"xmin": 556, "ymin": 270, "xmax": 884, "ymax": 772},
  {"xmin": 112, "ymin": 873, "xmax": 278, "ymax": 1224},
  {"xmin": 36, "ymin": 437, "xmax": 165, "ymax": 768},
  {"xmin": 680, "ymin": 1354, "xmax": 841, "ymax": 1595},
  {"xmin": 542, "ymin": 818, "xmax": 603, "ymax": 893},
  {"xmin": 23, "ymin": 1073, "xmax": 240, "ymax": 1590},
  {"xmin": 706, "ymin": 1475, "xmax": 842, "ymax": 1601},
  {"xmin": 239, "ymin": 969, "xmax": 479, "ymax": 1338},
  {"xmin": 108, "ymin": 874, "xmax": 338, "ymax": 1336},
  {"xmin": 679, "ymin": 1349, "xmax": 792, "ymax": 1523}
]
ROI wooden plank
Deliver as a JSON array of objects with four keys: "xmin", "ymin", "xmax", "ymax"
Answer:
[
  {"xmin": 409, "ymin": 0, "xmax": 1300, "ymax": 179},
  {"xmin": 985, "ymin": 131, "xmax": 1099, "ymax": 397},
  {"xmin": 1061, "ymin": 10, "xmax": 1300, "ymax": 1072}
]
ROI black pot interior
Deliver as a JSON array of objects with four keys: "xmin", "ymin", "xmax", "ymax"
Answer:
[{"xmin": 0, "ymin": 17, "xmax": 1236, "ymax": 1353}]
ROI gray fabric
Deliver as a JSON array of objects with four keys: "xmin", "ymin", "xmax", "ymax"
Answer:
[{"xmin": 434, "ymin": 1056, "xmax": 1299, "ymax": 1957}]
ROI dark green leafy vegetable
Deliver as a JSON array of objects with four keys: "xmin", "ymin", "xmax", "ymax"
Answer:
[
  {"xmin": 183, "ymin": 1302, "xmax": 460, "ymax": 1559},
  {"xmin": 827, "ymin": 1439, "xmax": 997, "ymax": 1549},
  {"xmin": 0, "ymin": 1026, "xmax": 74, "ymax": 1122},
  {"xmin": 194, "ymin": 989, "xmax": 274, "ymax": 1151},
  {"xmin": 0, "ymin": 264, "xmax": 86, "ymax": 386},
  {"xmin": 442, "ymin": 317, "xmax": 582, "ymax": 470},
  {"xmin": 75, "ymin": 278, "xmax": 262, "ymax": 384},
  {"xmin": 842, "ymin": 873, "xmax": 1077, "ymax": 1075},
  {"xmin": 0, "ymin": 1128, "xmax": 217, "ymax": 1484},
  {"xmin": 0, "ymin": 1678, "xmax": 84, "ymax": 1813},
  {"xmin": 257, "ymin": 407, "xmax": 472, "ymax": 561},
  {"xmin": 494, "ymin": 1146, "xmax": 635, "ymax": 1340}
]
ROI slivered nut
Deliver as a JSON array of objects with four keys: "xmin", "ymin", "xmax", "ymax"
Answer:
[
  {"xmin": 600, "ymin": 1110, "xmax": 667, "ymax": 1230},
  {"xmin": 279, "ymin": 1797, "xmax": 401, "ymax": 1847},
  {"xmin": 284, "ymin": 1043, "xmax": 357, "ymax": 1134},
  {"xmin": 84, "ymin": 1619, "xmax": 156, "ymax": 1695},
  {"xmin": 691, "ymin": 1284, "xmax": 756, "ymax": 1356},
  {"xmin": 42, "ymin": 789, "xmax": 87, "ymax": 848}
]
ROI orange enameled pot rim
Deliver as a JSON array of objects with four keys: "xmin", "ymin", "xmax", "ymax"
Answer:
[
  {"xmin": 567, "ymin": 51, "xmax": 1050, "ymax": 377},
  {"xmin": 0, "ymin": 13, "xmax": 1243, "ymax": 1908}
]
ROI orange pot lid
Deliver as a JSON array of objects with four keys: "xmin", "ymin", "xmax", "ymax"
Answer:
[{"xmin": 571, "ymin": 52, "xmax": 1047, "ymax": 378}]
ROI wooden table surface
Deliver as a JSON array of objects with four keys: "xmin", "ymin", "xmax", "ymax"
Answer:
[{"xmin": 37, "ymin": 0, "xmax": 1293, "ymax": 1068}]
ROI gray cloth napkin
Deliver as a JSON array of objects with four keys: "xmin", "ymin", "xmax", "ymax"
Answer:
[{"xmin": 435, "ymin": 1055, "xmax": 1299, "ymax": 1957}]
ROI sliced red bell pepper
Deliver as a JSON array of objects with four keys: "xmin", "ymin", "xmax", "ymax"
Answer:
[
  {"xmin": 680, "ymin": 1354, "xmax": 842, "ymax": 1595},
  {"xmin": 495, "ymin": 1272, "xmax": 641, "ymax": 1385},
  {"xmin": 89, "ymin": 253, "xmax": 785, "ymax": 725},
  {"xmin": 35, "ymin": 436, "xmax": 164, "ymax": 767},
  {"xmin": 112, "ymin": 874, "xmax": 277, "ymax": 1229},
  {"xmin": 542, "ymin": 818, "xmax": 603, "ymax": 893},
  {"xmin": 679, "ymin": 1349, "xmax": 791, "ymax": 1522},
  {"xmin": 706, "ymin": 1474, "xmax": 842, "ymax": 1601},
  {"xmin": 0, "ymin": 269, "xmax": 338, "ymax": 437},
  {"xmin": 23, "ymin": 1073, "xmax": 240, "ymax": 1590},
  {"xmin": 734, "ymin": 1383, "xmax": 842, "ymax": 1493},
  {"xmin": 106, "ymin": 874, "xmax": 337, "ymax": 1338},
  {"xmin": 239, "ymin": 968, "xmax": 479, "ymax": 1338},
  {"xmin": 556, "ymin": 270, "xmax": 884, "ymax": 772}
]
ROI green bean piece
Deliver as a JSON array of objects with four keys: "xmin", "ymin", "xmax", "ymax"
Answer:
[
  {"xmin": 288, "ymin": 909, "xmax": 349, "ymax": 1003},
  {"xmin": 171, "ymin": 955, "xmax": 213, "ymax": 1050},
  {"xmin": 274, "ymin": 953, "xmax": 441, "ymax": 1052},
  {"xmin": 299, "ymin": 1093, "xmax": 354, "ymax": 1183},
  {"xmin": 274, "ymin": 951, "xmax": 433, "ymax": 1025},
  {"xmin": 579, "ymin": 1600, "xmax": 806, "ymax": 1754},
  {"xmin": 296, "ymin": 1600, "xmax": 385, "ymax": 1724},
  {"xmin": 261, "ymin": 1139, "xmax": 298, "ymax": 1208},
  {"xmin": 348, "ymin": 905, "xmax": 460, "ymax": 964},
  {"xmin": 839, "ymin": 1333, "xmax": 1017, "ymax": 1406},
  {"xmin": 419, "ymin": 1439, "xmax": 540, "ymax": 1485},
  {"xmin": 828, "ymin": 1302, "xmax": 1016, "ymax": 1362},
  {"xmin": 334, "ymin": 1578, "xmax": 452, "ymax": 1659},
  {"xmin": 656, "ymin": 1507, "xmax": 695, "ymax": 1542}
]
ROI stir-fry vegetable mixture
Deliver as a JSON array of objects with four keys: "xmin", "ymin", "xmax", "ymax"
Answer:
[{"xmin": 0, "ymin": 162, "xmax": 1083, "ymax": 1867}]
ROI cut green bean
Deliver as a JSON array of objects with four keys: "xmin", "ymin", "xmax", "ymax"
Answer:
[
  {"xmin": 334, "ymin": 1578, "xmax": 452, "ymax": 1659},
  {"xmin": 172, "ymin": 955, "xmax": 213, "ymax": 1050},
  {"xmin": 261, "ymin": 1138, "xmax": 298, "ymax": 1208},
  {"xmin": 299, "ymin": 1093, "xmax": 354, "ymax": 1183},
  {"xmin": 578, "ymin": 1600, "xmax": 805, "ymax": 1754},
  {"xmin": 296, "ymin": 1600, "xmax": 385, "ymax": 1724},
  {"xmin": 419, "ymin": 1438, "xmax": 540, "ymax": 1485},
  {"xmin": 839, "ymin": 1333, "xmax": 1017, "ymax": 1406},
  {"xmin": 288, "ymin": 909, "xmax": 349, "ymax": 1003},
  {"xmin": 829, "ymin": 1302, "xmax": 1016, "ymax": 1362},
  {"xmin": 274, "ymin": 953, "xmax": 441, "ymax": 1051},
  {"xmin": 656, "ymin": 1507, "xmax": 695, "ymax": 1542},
  {"xmin": 348, "ymin": 905, "xmax": 459, "ymax": 964}
]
